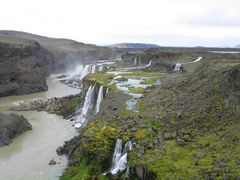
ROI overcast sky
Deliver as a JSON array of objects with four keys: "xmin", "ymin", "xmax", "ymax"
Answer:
[{"xmin": 1, "ymin": 0, "xmax": 240, "ymax": 47}]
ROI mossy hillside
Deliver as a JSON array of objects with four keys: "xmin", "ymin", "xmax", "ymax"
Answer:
[
  {"xmin": 128, "ymin": 87, "xmax": 145, "ymax": 94},
  {"xmin": 60, "ymin": 96, "xmax": 81, "ymax": 116},
  {"xmin": 128, "ymin": 62, "xmax": 240, "ymax": 178},
  {"xmin": 61, "ymin": 152, "xmax": 109, "ymax": 180},
  {"xmin": 81, "ymin": 121, "xmax": 119, "ymax": 163},
  {"xmin": 61, "ymin": 120, "xmax": 126, "ymax": 179},
  {"xmin": 61, "ymin": 55, "xmax": 240, "ymax": 179}
]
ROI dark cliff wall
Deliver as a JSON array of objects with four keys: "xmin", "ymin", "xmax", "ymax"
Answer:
[
  {"xmin": 0, "ymin": 31, "xmax": 123, "ymax": 73},
  {"xmin": 0, "ymin": 38, "xmax": 53, "ymax": 97},
  {"xmin": 0, "ymin": 113, "xmax": 32, "ymax": 147},
  {"xmin": 121, "ymin": 50, "xmax": 208, "ymax": 72}
]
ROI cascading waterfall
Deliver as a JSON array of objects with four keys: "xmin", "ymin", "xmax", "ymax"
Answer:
[
  {"xmin": 145, "ymin": 60, "xmax": 152, "ymax": 68},
  {"xmin": 133, "ymin": 56, "xmax": 137, "ymax": 66},
  {"xmin": 108, "ymin": 139, "xmax": 133, "ymax": 175},
  {"xmin": 173, "ymin": 57, "xmax": 203, "ymax": 72},
  {"xmin": 91, "ymin": 64, "xmax": 96, "ymax": 74},
  {"xmin": 70, "ymin": 65, "xmax": 84, "ymax": 79},
  {"xmin": 98, "ymin": 66, "xmax": 103, "ymax": 72},
  {"xmin": 188, "ymin": 56, "xmax": 203, "ymax": 64},
  {"xmin": 79, "ymin": 64, "xmax": 97, "ymax": 80},
  {"xmin": 174, "ymin": 63, "xmax": 182, "ymax": 71},
  {"xmin": 96, "ymin": 86, "xmax": 104, "ymax": 113},
  {"xmin": 74, "ymin": 85, "xmax": 95, "ymax": 128},
  {"xmin": 80, "ymin": 65, "xmax": 91, "ymax": 80}
]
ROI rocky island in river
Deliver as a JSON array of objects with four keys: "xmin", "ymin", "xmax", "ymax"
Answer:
[{"xmin": 0, "ymin": 31, "xmax": 240, "ymax": 179}]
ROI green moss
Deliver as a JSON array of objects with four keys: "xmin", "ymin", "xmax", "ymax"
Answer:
[
  {"xmin": 62, "ymin": 96, "xmax": 81, "ymax": 115},
  {"xmin": 82, "ymin": 122, "xmax": 118, "ymax": 162},
  {"xmin": 61, "ymin": 153, "xmax": 108, "ymax": 180},
  {"xmin": 146, "ymin": 118, "xmax": 163, "ymax": 129},
  {"xmin": 136, "ymin": 98, "xmax": 144, "ymax": 111},
  {"xmin": 120, "ymin": 106, "xmax": 139, "ymax": 118},
  {"xmin": 134, "ymin": 128, "xmax": 158, "ymax": 141},
  {"xmin": 128, "ymin": 87, "xmax": 145, "ymax": 94},
  {"xmin": 134, "ymin": 129, "xmax": 148, "ymax": 140},
  {"xmin": 86, "ymin": 72, "xmax": 116, "ymax": 89},
  {"xmin": 140, "ymin": 78, "xmax": 158, "ymax": 85}
]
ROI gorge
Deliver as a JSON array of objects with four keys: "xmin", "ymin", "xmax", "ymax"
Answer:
[{"xmin": 0, "ymin": 31, "xmax": 240, "ymax": 179}]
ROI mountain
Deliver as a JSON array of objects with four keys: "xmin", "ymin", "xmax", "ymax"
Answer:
[
  {"xmin": 0, "ymin": 30, "xmax": 120, "ymax": 72},
  {"xmin": 109, "ymin": 43, "xmax": 160, "ymax": 49},
  {"xmin": 0, "ymin": 30, "xmax": 122, "ymax": 96}
]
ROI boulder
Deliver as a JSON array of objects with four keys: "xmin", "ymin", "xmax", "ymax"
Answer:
[{"xmin": 0, "ymin": 113, "xmax": 32, "ymax": 147}]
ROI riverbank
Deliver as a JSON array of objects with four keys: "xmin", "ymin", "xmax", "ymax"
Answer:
[{"xmin": 0, "ymin": 74, "xmax": 79, "ymax": 180}]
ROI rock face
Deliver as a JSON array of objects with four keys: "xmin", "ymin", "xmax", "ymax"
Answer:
[
  {"xmin": 0, "ymin": 36, "xmax": 53, "ymax": 97},
  {"xmin": 0, "ymin": 30, "xmax": 123, "ymax": 72},
  {"xmin": 0, "ymin": 113, "xmax": 32, "ymax": 147},
  {"xmin": 121, "ymin": 49, "xmax": 206, "ymax": 72}
]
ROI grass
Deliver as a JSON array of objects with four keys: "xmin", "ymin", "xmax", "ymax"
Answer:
[
  {"xmin": 140, "ymin": 78, "xmax": 158, "ymax": 85},
  {"xmin": 120, "ymin": 105, "xmax": 139, "ymax": 118},
  {"xmin": 82, "ymin": 121, "xmax": 118, "ymax": 162},
  {"xmin": 128, "ymin": 87, "xmax": 145, "ymax": 94},
  {"xmin": 61, "ymin": 152, "xmax": 109, "ymax": 180},
  {"xmin": 61, "ymin": 96, "xmax": 81, "ymax": 115},
  {"xmin": 86, "ymin": 72, "xmax": 116, "ymax": 89}
]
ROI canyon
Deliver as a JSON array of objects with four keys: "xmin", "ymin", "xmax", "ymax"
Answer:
[{"xmin": 0, "ymin": 31, "xmax": 240, "ymax": 179}]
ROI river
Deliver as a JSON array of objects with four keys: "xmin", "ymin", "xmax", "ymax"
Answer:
[{"xmin": 0, "ymin": 74, "xmax": 79, "ymax": 180}]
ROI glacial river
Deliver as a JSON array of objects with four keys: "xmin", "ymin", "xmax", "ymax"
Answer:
[{"xmin": 0, "ymin": 74, "xmax": 79, "ymax": 180}]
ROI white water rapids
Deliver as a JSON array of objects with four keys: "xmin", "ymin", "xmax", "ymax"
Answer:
[
  {"xmin": 74, "ymin": 85, "xmax": 95, "ymax": 128},
  {"xmin": 107, "ymin": 138, "xmax": 133, "ymax": 175},
  {"xmin": 96, "ymin": 86, "xmax": 104, "ymax": 113}
]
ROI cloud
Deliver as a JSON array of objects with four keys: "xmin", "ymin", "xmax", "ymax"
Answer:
[{"xmin": 0, "ymin": 0, "xmax": 239, "ymax": 47}]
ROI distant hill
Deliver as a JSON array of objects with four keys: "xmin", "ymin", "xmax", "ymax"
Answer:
[
  {"xmin": 0, "ymin": 30, "xmax": 120, "ymax": 71},
  {"xmin": 109, "ymin": 43, "xmax": 160, "ymax": 49},
  {"xmin": 236, "ymin": 44, "xmax": 240, "ymax": 48}
]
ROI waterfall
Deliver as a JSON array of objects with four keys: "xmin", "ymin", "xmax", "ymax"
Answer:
[
  {"xmin": 98, "ymin": 66, "xmax": 103, "ymax": 72},
  {"xmin": 106, "ymin": 88, "xmax": 109, "ymax": 95},
  {"xmin": 74, "ymin": 85, "xmax": 95, "ymax": 128},
  {"xmin": 112, "ymin": 139, "xmax": 123, "ymax": 169},
  {"xmin": 145, "ymin": 60, "xmax": 152, "ymax": 68},
  {"xmin": 107, "ymin": 139, "xmax": 133, "ymax": 175},
  {"xmin": 91, "ymin": 64, "xmax": 96, "ymax": 74},
  {"xmin": 80, "ymin": 65, "xmax": 91, "ymax": 80},
  {"xmin": 70, "ymin": 65, "xmax": 84, "ymax": 79},
  {"xmin": 111, "ymin": 154, "xmax": 128, "ymax": 175},
  {"xmin": 96, "ymin": 86, "xmax": 104, "ymax": 113},
  {"xmin": 188, "ymin": 56, "xmax": 203, "ymax": 64},
  {"xmin": 174, "ymin": 63, "xmax": 182, "ymax": 71},
  {"xmin": 133, "ymin": 56, "xmax": 137, "ymax": 66},
  {"xmin": 123, "ymin": 140, "xmax": 133, "ymax": 154}
]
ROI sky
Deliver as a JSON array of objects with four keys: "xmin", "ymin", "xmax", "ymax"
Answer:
[{"xmin": 0, "ymin": 0, "xmax": 240, "ymax": 47}]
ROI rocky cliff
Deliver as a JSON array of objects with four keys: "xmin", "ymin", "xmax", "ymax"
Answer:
[
  {"xmin": 121, "ymin": 49, "xmax": 205, "ymax": 72},
  {"xmin": 0, "ymin": 36, "xmax": 53, "ymax": 96},
  {"xmin": 0, "ymin": 113, "xmax": 32, "ymax": 147},
  {"xmin": 0, "ymin": 31, "xmax": 123, "ymax": 72},
  {"xmin": 58, "ymin": 51, "xmax": 240, "ymax": 179}
]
